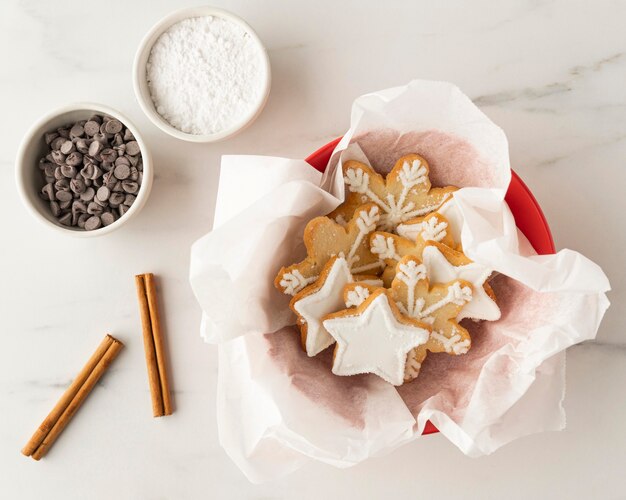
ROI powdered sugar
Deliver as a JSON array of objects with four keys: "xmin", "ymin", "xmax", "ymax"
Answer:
[{"xmin": 146, "ymin": 16, "xmax": 266, "ymax": 135}]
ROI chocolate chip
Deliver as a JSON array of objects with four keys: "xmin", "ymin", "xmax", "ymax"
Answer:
[
  {"xmin": 88, "ymin": 140, "xmax": 103, "ymax": 156},
  {"xmin": 41, "ymin": 183, "xmax": 55, "ymax": 201},
  {"xmin": 59, "ymin": 199, "xmax": 71, "ymax": 210},
  {"xmin": 45, "ymin": 132, "xmax": 59, "ymax": 145},
  {"xmin": 90, "ymin": 165, "xmax": 102, "ymax": 180},
  {"xmin": 101, "ymin": 212, "xmax": 116, "ymax": 226},
  {"xmin": 55, "ymin": 179, "xmax": 70, "ymax": 192},
  {"xmin": 92, "ymin": 133, "xmax": 108, "ymax": 145},
  {"xmin": 84, "ymin": 215, "xmax": 102, "ymax": 231},
  {"xmin": 43, "ymin": 163, "xmax": 56, "ymax": 177},
  {"xmin": 60, "ymin": 140, "xmax": 75, "ymax": 154},
  {"xmin": 80, "ymin": 187, "xmax": 95, "ymax": 202},
  {"xmin": 59, "ymin": 213, "xmax": 72, "ymax": 226},
  {"xmin": 51, "ymin": 137, "xmax": 65, "ymax": 152},
  {"xmin": 72, "ymin": 200, "xmax": 87, "ymax": 214},
  {"xmin": 124, "ymin": 194, "xmax": 136, "ymax": 205},
  {"xmin": 121, "ymin": 181, "xmax": 139, "ymax": 194},
  {"xmin": 118, "ymin": 204, "xmax": 129, "ymax": 217},
  {"xmin": 70, "ymin": 124, "xmax": 84, "ymax": 138},
  {"xmin": 54, "ymin": 167, "xmax": 64, "ymax": 180},
  {"xmin": 123, "ymin": 128, "xmax": 134, "ymax": 141},
  {"xmin": 101, "ymin": 148, "xmax": 117, "ymax": 163},
  {"xmin": 94, "ymin": 196, "xmax": 107, "ymax": 207},
  {"xmin": 61, "ymin": 165, "xmax": 77, "ymax": 178},
  {"xmin": 87, "ymin": 202, "xmax": 103, "ymax": 215},
  {"xmin": 70, "ymin": 178, "xmax": 86, "ymax": 194},
  {"xmin": 66, "ymin": 151, "xmax": 83, "ymax": 166},
  {"xmin": 77, "ymin": 213, "xmax": 90, "ymax": 228},
  {"xmin": 127, "ymin": 154, "xmax": 139, "ymax": 167},
  {"xmin": 51, "ymin": 151, "xmax": 66, "ymax": 165},
  {"xmin": 105, "ymin": 119, "xmax": 123, "ymax": 134},
  {"xmin": 113, "ymin": 164, "xmax": 130, "ymax": 180},
  {"xmin": 80, "ymin": 163, "xmax": 95, "ymax": 179},
  {"xmin": 76, "ymin": 138, "xmax": 91, "ymax": 153},
  {"xmin": 84, "ymin": 120, "xmax": 100, "ymax": 136},
  {"xmin": 50, "ymin": 201, "xmax": 61, "ymax": 217},
  {"xmin": 57, "ymin": 128, "xmax": 70, "ymax": 139},
  {"xmin": 56, "ymin": 190, "xmax": 72, "ymax": 202},
  {"xmin": 109, "ymin": 192, "xmax": 125, "ymax": 207},
  {"xmin": 115, "ymin": 156, "xmax": 130, "ymax": 167},
  {"xmin": 125, "ymin": 141, "xmax": 140, "ymax": 156},
  {"xmin": 96, "ymin": 186, "xmax": 110, "ymax": 202}
]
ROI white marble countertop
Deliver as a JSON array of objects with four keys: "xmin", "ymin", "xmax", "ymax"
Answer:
[{"xmin": 1, "ymin": 0, "xmax": 624, "ymax": 498}]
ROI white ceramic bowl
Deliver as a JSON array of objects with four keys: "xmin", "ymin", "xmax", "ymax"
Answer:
[
  {"xmin": 16, "ymin": 103, "xmax": 153, "ymax": 237},
  {"xmin": 133, "ymin": 6, "xmax": 271, "ymax": 143}
]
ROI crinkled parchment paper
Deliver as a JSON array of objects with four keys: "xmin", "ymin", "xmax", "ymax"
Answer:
[{"xmin": 190, "ymin": 80, "xmax": 610, "ymax": 483}]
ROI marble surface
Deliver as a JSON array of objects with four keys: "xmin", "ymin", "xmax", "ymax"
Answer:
[{"xmin": 0, "ymin": 0, "xmax": 624, "ymax": 498}]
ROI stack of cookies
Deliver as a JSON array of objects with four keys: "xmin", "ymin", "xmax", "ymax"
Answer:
[{"xmin": 274, "ymin": 154, "xmax": 501, "ymax": 386}]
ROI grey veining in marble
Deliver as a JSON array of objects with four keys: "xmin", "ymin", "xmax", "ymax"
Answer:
[{"xmin": 0, "ymin": 0, "xmax": 623, "ymax": 498}]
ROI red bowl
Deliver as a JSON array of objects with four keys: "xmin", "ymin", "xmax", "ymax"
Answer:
[{"xmin": 305, "ymin": 137, "xmax": 556, "ymax": 435}]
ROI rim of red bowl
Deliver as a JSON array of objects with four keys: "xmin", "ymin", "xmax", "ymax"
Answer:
[{"xmin": 304, "ymin": 137, "xmax": 556, "ymax": 436}]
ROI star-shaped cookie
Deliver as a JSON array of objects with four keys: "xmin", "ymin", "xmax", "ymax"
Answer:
[
  {"xmin": 323, "ymin": 288, "xmax": 430, "ymax": 386},
  {"xmin": 290, "ymin": 257, "xmax": 353, "ymax": 356},
  {"xmin": 342, "ymin": 255, "xmax": 474, "ymax": 383},
  {"xmin": 330, "ymin": 154, "xmax": 456, "ymax": 232},
  {"xmin": 275, "ymin": 203, "xmax": 383, "ymax": 296},
  {"xmin": 421, "ymin": 243, "xmax": 500, "ymax": 321},
  {"xmin": 290, "ymin": 256, "xmax": 382, "ymax": 357}
]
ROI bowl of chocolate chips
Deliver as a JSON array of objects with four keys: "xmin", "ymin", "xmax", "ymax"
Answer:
[{"xmin": 16, "ymin": 103, "xmax": 152, "ymax": 236}]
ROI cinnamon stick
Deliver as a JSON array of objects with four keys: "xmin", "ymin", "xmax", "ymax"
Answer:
[
  {"xmin": 22, "ymin": 334, "xmax": 123, "ymax": 460},
  {"xmin": 135, "ymin": 273, "xmax": 172, "ymax": 417}
]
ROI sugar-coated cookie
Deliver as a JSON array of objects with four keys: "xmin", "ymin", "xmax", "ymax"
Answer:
[
  {"xmin": 330, "ymin": 154, "xmax": 457, "ymax": 232},
  {"xmin": 322, "ymin": 288, "xmax": 431, "ymax": 386},
  {"xmin": 275, "ymin": 203, "xmax": 384, "ymax": 296}
]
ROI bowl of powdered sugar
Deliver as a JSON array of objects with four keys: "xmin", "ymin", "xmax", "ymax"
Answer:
[{"xmin": 133, "ymin": 7, "xmax": 271, "ymax": 142}]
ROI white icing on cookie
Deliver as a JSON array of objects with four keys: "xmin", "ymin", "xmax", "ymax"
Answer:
[
  {"xmin": 397, "ymin": 216, "xmax": 448, "ymax": 243},
  {"xmin": 345, "ymin": 285, "xmax": 370, "ymax": 308},
  {"xmin": 280, "ymin": 205, "xmax": 383, "ymax": 296},
  {"xmin": 421, "ymin": 246, "xmax": 500, "ymax": 321},
  {"xmin": 370, "ymin": 234, "xmax": 401, "ymax": 261},
  {"xmin": 323, "ymin": 292, "xmax": 430, "ymax": 386},
  {"xmin": 404, "ymin": 357, "xmax": 422, "ymax": 380},
  {"xmin": 344, "ymin": 159, "xmax": 447, "ymax": 231},
  {"xmin": 431, "ymin": 328, "xmax": 470, "ymax": 355},
  {"xmin": 293, "ymin": 258, "xmax": 353, "ymax": 357},
  {"xmin": 280, "ymin": 270, "xmax": 317, "ymax": 296}
]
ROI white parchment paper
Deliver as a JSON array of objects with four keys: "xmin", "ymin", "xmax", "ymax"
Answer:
[{"xmin": 190, "ymin": 80, "xmax": 610, "ymax": 483}]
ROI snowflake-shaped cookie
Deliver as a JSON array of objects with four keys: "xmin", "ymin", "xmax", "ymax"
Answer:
[
  {"xmin": 330, "ymin": 154, "xmax": 456, "ymax": 232},
  {"xmin": 370, "ymin": 212, "xmax": 457, "ymax": 285},
  {"xmin": 322, "ymin": 288, "xmax": 431, "ymax": 386},
  {"xmin": 275, "ymin": 203, "xmax": 383, "ymax": 296}
]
